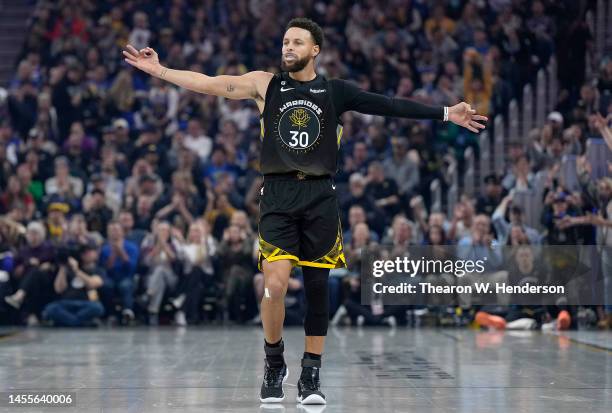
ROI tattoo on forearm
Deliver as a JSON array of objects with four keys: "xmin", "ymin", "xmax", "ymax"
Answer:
[{"xmin": 226, "ymin": 84, "xmax": 235, "ymax": 92}]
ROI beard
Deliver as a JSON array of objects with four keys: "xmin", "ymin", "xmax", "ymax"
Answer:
[{"xmin": 280, "ymin": 55, "xmax": 311, "ymax": 72}]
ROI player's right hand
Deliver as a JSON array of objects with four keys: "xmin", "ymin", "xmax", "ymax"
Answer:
[{"xmin": 123, "ymin": 44, "xmax": 162, "ymax": 77}]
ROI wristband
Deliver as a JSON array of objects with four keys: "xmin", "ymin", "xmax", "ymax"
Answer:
[{"xmin": 443, "ymin": 106, "xmax": 449, "ymax": 122}]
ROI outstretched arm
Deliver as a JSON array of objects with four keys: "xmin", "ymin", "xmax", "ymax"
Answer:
[
  {"xmin": 122, "ymin": 45, "xmax": 272, "ymax": 102},
  {"xmin": 332, "ymin": 79, "xmax": 487, "ymax": 133}
]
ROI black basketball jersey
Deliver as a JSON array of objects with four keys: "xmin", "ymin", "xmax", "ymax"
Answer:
[{"xmin": 259, "ymin": 72, "xmax": 343, "ymax": 176}]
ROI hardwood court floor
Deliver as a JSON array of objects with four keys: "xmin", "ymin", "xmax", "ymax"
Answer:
[{"xmin": 0, "ymin": 326, "xmax": 610, "ymax": 412}]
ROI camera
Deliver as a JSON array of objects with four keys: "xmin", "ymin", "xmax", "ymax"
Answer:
[{"xmin": 56, "ymin": 245, "xmax": 81, "ymax": 265}]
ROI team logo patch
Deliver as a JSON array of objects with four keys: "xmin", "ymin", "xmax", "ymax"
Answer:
[{"xmin": 277, "ymin": 106, "xmax": 322, "ymax": 152}]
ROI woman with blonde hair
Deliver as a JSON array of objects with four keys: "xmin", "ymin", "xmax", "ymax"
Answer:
[
  {"xmin": 106, "ymin": 69, "xmax": 134, "ymax": 114},
  {"xmin": 173, "ymin": 220, "xmax": 218, "ymax": 325},
  {"xmin": 140, "ymin": 221, "xmax": 180, "ymax": 325}
]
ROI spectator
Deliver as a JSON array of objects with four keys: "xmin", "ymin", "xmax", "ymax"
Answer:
[
  {"xmin": 341, "ymin": 173, "xmax": 384, "ymax": 237},
  {"xmin": 457, "ymin": 214, "xmax": 502, "ymax": 269},
  {"xmin": 492, "ymin": 194, "xmax": 541, "ymax": 245},
  {"xmin": 45, "ymin": 201, "xmax": 69, "ymax": 243},
  {"xmin": 154, "ymin": 171, "xmax": 203, "ymax": 230},
  {"xmin": 140, "ymin": 221, "xmax": 180, "ymax": 325},
  {"xmin": 476, "ymin": 174, "xmax": 505, "ymax": 216},
  {"xmin": 44, "ymin": 156, "xmax": 84, "ymax": 203},
  {"xmin": 182, "ymin": 119, "xmax": 212, "ymax": 161},
  {"xmin": 63, "ymin": 213, "xmax": 101, "ymax": 248},
  {"xmin": 4, "ymin": 221, "xmax": 56, "ymax": 325},
  {"xmin": 382, "ymin": 136, "xmax": 419, "ymax": 197},
  {"xmin": 424, "ymin": 224, "xmax": 448, "ymax": 246},
  {"xmin": 541, "ymin": 192, "xmax": 582, "ymax": 245},
  {"xmin": 343, "ymin": 142, "xmax": 371, "ymax": 178},
  {"xmin": 202, "ymin": 146, "xmax": 236, "ymax": 187},
  {"xmin": 16, "ymin": 163, "xmax": 43, "ymax": 205},
  {"xmin": 381, "ymin": 215, "xmax": 415, "ymax": 257},
  {"xmin": 84, "ymin": 170, "xmax": 123, "ymax": 215},
  {"xmin": 218, "ymin": 224, "xmax": 255, "ymax": 322},
  {"xmin": 365, "ymin": 161, "xmax": 401, "ymax": 222},
  {"xmin": 343, "ymin": 205, "xmax": 380, "ymax": 245},
  {"xmin": 175, "ymin": 221, "xmax": 218, "ymax": 325},
  {"xmin": 110, "ymin": 118, "xmax": 134, "ymax": 162},
  {"xmin": 42, "ymin": 245, "xmax": 105, "ymax": 327},
  {"xmin": 128, "ymin": 11, "xmax": 151, "ymax": 52},
  {"xmin": 463, "ymin": 48, "xmax": 493, "ymax": 116},
  {"xmin": 124, "ymin": 159, "xmax": 163, "ymax": 210},
  {"xmin": 448, "ymin": 200, "xmax": 475, "ymax": 242},
  {"xmin": 118, "ymin": 209, "xmax": 147, "ymax": 247},
  {"xmin": 204, "ymin": 189, "xmax": 237, "ymax": 241},
  {"xmin": 425, "ymin": 4, "xmax": 456, "ymax": 39},
  {"xmin": 502, "ymin": 154, "xmax": 535, "ymax": 192},
  {"xmin": 99, "ymin": 221, "xmax": 139, "ymax": 323},
  {"xmin": 83, "ymin": 189, "xmax": 114, "ymax": 237},
  {"xmin": 0, "ymin": 175, "xmax": 35, "ymax": 220}
]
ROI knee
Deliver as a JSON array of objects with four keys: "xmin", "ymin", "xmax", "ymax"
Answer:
[
  {"xmin": 118, "ymin": 278, "xmax": 134, "ymax": 292},
  {"xmin": 42, "ymin": 302, "xmax": 59, "ymax": 319},
  {"xmin": 264, "ymin": 276, "xmax": 288, "ymax": 302},
  {"xmin": 100, "ymin": 277, "xmax": 114, "ymax": 291},
  {"xmin": 91, "ymin": 302, "xmax": 105, "ymax": 317},
  {"xmin": 149, "ymin": 267, "xmax": 164, "ymax": 281},
  {"xmin": 304, "ymin": 279, "xmax": 329, "ymax": 307}
]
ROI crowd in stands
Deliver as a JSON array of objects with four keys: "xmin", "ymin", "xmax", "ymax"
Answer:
[{"xmin": 0, "ymin": 0, "xmax": 611, "ymax": 330}]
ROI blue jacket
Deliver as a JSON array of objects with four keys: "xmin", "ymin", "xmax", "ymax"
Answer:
[{"xmin": 99, "ymin": 240, "xmax": 139, "ymax": 280}]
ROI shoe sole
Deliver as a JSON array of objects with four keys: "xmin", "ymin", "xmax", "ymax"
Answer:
[
  {"xmin": 296, "ymin": 394, "xmax": 326, "ymax": 405},
  {"xmin": 475, "ymin": 311, "xmax": 506, "ymax": 330},
  {"xmin": 557, "ymin": 311, "xmax": 571, "ymax": 330},
  {"xmin": 4, "ymin": 297, "xmax": 20, "ymax": 309},
  {"xmin": 259, "ymin": 367, "xmax": 289, "ymax": 403}
]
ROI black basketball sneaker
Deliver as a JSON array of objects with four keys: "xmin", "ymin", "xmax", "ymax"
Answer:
[
  {"xmin": 260, "ymin": 359, "xmax": 289, "ymax": 403},
  {"xmin": 296, "ymin": 358, "xmax": 326, "ymax": 405}
]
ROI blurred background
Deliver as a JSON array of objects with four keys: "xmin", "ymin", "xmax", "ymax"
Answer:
[{"xmin": 0, "ymin": 0, "xmax": 611, "ymax": 331}]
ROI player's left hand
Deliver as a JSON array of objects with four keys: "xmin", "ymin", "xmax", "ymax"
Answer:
[{"xmin": 448, "ymin": 102, "xmax": 488, "ymax": 133}]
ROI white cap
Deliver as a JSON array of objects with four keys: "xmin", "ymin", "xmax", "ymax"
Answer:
[
  {"xmin": 349, "ymin": 172, "xmax": 366, "ymax": 184},
  {"xmin": 113, "ymin": 118, "xmax": 129, "ymax": 130},
  {"xmin": 547, "ymin": 111, "xmax": 563, "ymax": 124}
]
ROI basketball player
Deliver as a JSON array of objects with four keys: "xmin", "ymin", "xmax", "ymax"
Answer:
[{"xmin": 123, "ymin": 17, "xmax": 487, "ymax": 405}]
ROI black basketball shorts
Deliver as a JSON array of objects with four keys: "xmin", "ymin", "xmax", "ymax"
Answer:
[{"xmin": 258, "ymin": 175, "xmax": 346, "ymax": 270}]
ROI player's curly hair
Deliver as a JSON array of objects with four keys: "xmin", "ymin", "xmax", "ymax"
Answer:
[{"xmin": 286, "ymin": 18, "xmax": 324, "ymax": 51}]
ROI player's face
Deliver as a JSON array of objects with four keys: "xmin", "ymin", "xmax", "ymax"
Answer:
[{"xmin": 281, "ymin": 27, "xmax": 319, "ymax": 72}]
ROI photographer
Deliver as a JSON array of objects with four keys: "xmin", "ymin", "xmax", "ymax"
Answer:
[
  {"xmin": 42, "ymin": 244, "xmax": 105, "ymax": 327},
  {"xmin": 476, "ymin": 244, "xmax": 571, "ymax": 330}
]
